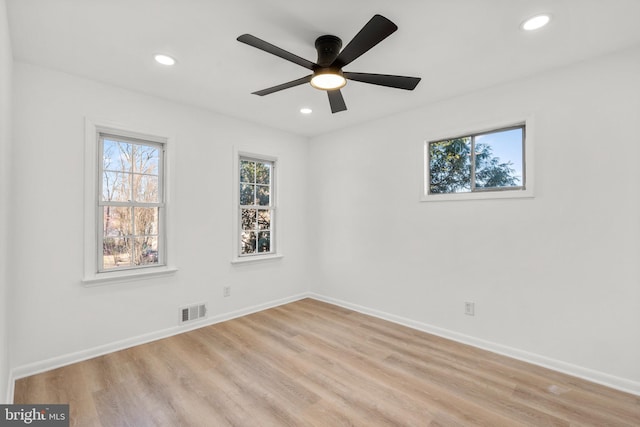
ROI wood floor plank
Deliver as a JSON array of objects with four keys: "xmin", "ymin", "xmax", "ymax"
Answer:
[{"xmin": 13, "ymin": 298, "xmax": 640, "ymax": 426}]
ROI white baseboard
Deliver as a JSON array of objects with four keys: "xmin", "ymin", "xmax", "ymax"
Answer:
[
  {"xmin": 309, "ymin": 293, "xmax": 640, "ymax": 396},
  {"xmin": 8, "ymin": 291, "xmax": 639, "ymax": 402},
  {"xmin": 7, "ymin": 292, "xmax": 309, "ymax": 402}
]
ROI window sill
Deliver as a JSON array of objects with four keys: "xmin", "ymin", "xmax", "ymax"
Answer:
[
  {"xmin": 421, "ymin": 188, "xmax": 534, "ymax": 202},
  {"xmin": 231, "ymin": 254, "xmax": 283, "ymax": 265},
  {"xmin": 82, "ymin": 266, "xmax": 178, "ymax": 287}
]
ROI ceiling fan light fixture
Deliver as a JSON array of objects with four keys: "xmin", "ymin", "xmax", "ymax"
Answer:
[
  {"xmin": 310, "ymin": 68, "xmax": 346, "ymax": 90},
  {"xmin": 238, "ymin": 15, "xmax": 421, "ymax": 113}
]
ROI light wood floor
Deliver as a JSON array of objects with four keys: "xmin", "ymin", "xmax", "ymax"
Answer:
[{"xmin": 14, "ymin": 298, "xmax": 640, "ymax": 426}]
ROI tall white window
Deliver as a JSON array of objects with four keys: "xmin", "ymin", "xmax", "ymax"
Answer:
[
  {"xmin": 238, "ymin": 156, "xmax": 275, "ymax": 257},
  {"xmin": 98, "ymin": 133, "xmax": 165, "ymax": 271}
]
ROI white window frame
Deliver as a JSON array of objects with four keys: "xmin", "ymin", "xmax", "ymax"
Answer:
[
  {"xmin": 83, "ymin": 118, "xmax": 177, "ymax": 285},
  {"xmin": 421, "ymin": 117, "xmax": 535, "ymax": 202},
  {"xmin": 98, "ymin": 133, "xmax": 165, "ymax": 272},
  {"xmin": 232, "ymin": 149, "xmax": 282, "ymax": 264}
]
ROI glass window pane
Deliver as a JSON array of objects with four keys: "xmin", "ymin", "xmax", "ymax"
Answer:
[
  {"xmin": 133, "ymin": 144, "xmax": 159, "ymax": 175},
  {"xmin": 103, "ymin": 237, "xmax": 132, "ymax": 269},
  {"xmin": 241, "ymin": 231, "xmax": 257, "ymax": 254},
  {"xmin": 240, "ymin": 160, "xmax": 255, "ymax": 183},
  {"xmin": 256, "ymin": 185, "xmax": 270, "ymax": 206},
  {"xmin": 429, "ymin": 137, "xmax": 471, "ymax": 194},
  {"xmin": 134, "ymin": 174, "xmax": 159, "ymax": 203},
  {"xmin": 134, "ymin": 207, "xmax": 159, "ymax": 235},
  {"xmin": 474, "ymin": 128, "xmax": 523, "ymax": 189},
  {"xmin": 103, "ymin": 206, "xmax": 132, "ymax": 237},
  {"xmin": 240, "ymin": 184, "xmax": 255, "ymax": 205},
  {"xmin": 241, "ymin": 209, "xmax": 257, "ymax": 230},
  {"xmin": 102, "ymin": 171, "xmax": 131, "ymax": 202},
  {"xmin": 258, "ymin": 209, "xmax": 270, "ymax": 230},
  {"xmin": 103, "ymin": 139, "xmax": 132, "ymax": 172},
  {"xmin": 257, "ymin": 231, "xmax": 270, "ymax": 253},
  {"xmin": 134, "ymin": 236, "xmax": 159, "ymax": 266},
  {"xmin": 239, "ymin": 157, "xmax": 275, "ymax": 257},
  {"xmin": 100, "ymin": 134, "xmax": 165, "ymax": 271},
  {"xmin": 255, "ymin": 162, "xmax": 271, "ymax": 184}
]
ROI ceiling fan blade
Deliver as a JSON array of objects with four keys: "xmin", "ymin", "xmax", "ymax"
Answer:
[
  {"xmin": 252, "ymin": 75, "xmax": 312, "ymax": 96},
  {"xmin": 237, "ymin": 34, "xmax": 316, "ymax": 70},
  {"xmin": 327, "ymin": 90, "xmax": 347, "ymax": 113},
  {"xmin": 344, "ymin": 72, "xmax": 421, "ymax": 90},
  {"xmin": 332, "ymin": 15, "xmax": 398, "ymax": 68}
]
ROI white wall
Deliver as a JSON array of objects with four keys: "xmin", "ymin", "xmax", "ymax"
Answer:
[
  {"xmin": 309, "ymin": 47, "xmax": 640, "ymax": 392},
  {"xmin": 0, "ymin": 0, "xmax": 12, "ymax": 403},
  {"xmin": 7, "ymin": 34, "xmax": 640, "ymax": 398},
  {"xmin": 10, "ymin": 62, "xmax": 310, "ymax": 371}
]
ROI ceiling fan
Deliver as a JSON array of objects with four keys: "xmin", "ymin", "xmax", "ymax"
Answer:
[{"xmin": 237, "ymin": 14, "xmax": 421, "ymax": 113}]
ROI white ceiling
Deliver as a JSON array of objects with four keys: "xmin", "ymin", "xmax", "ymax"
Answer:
[{"xmin": 6, "ymin": 0, "xmax": 640, "ymax": 137}]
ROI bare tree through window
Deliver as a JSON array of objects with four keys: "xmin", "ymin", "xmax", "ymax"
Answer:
[
  {"xmin": 100, "ymin": 135, "xmax": 163, "ymax": 270},
  {"xmin": 239, "ymin": 158, "xmax": 273, "ymax": 256}
]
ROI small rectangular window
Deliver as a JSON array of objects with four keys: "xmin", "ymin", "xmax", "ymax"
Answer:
[
  {"xmin": 428, "ymin": 125, "xmax": 525, "ymax": 195},
  {"xmin": 238, "ymin": 156, "xmax": 275, "ymax": 256},
  {"xmin": 99, "ymin": 133, "xmax": 165, "ymax": 271}
]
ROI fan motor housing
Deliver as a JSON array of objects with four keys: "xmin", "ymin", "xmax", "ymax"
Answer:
[{"xmin": 314, "ymin": 35, "xmax": 342, "ymax": 67}]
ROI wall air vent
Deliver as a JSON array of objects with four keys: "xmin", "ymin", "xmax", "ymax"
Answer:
[{"xmin": 180, "ymin": 303, "xmax": 207, "ymax": 324}]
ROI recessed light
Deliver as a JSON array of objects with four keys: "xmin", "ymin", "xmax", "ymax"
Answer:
[
  {"xmin": 154, "ymin": 54, "xmax": 176, "ymax": 66},
  {"xmin": 521, "ymin": 14, "xmax": 551, "ymax": 31},
  {"xmin": 300, "ymin": 108, "xmax": 313, "ymax": 115}
]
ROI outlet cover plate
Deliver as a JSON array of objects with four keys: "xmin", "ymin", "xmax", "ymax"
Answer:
[{"xmin": 465, "ymin": 302, "xmax": 475, "ymax": 316}]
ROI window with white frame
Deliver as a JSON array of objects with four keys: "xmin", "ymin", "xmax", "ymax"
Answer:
[
  {"xmin": 426, "ymin": 124, "xmax": 527, "ymax": 197},
  {"xmin": 238, "ymin": 156, "xmax": 275, "ymax": 257},
  {"xmin": 98, "ymin": 133, "xmax": 165, "ymax": 271}
]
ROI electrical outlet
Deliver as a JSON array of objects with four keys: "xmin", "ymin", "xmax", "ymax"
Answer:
[
  {"xmin": 223, "ymin": 286, "xmax": 231, "ymax": 297},
  {"xmin": 465, "ymin": 302, "xmax": 475, "ymax": 316}
]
